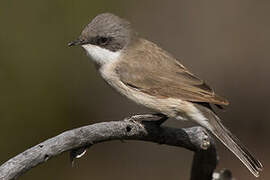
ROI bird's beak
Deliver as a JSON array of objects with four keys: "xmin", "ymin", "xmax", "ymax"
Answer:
[{"xmin": 68, "ymin": 38, "xmax": 84, "ymax": 47}]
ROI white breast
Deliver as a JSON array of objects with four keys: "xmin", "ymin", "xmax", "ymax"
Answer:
[{"xmin": 82, "ymin": 44, "xmax": 121, "ymax": 65}]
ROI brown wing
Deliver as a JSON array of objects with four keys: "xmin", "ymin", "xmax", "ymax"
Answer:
[{"xmin": 116, "ymin": 39, "xmax": 229, "ymax": 106}]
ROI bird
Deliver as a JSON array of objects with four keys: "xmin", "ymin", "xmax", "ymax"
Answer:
[{"xmin": 68, "ymin": 13, "xmax": 263, "ymax": 177}]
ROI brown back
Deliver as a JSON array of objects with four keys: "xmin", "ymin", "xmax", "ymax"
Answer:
[{"xmin": 116, "ymin": 38, "xmax": 229, "ymax": 106}]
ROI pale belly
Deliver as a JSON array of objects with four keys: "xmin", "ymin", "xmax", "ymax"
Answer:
[{"xmin": 99, "ymin": 62, "xmax": 191, "ymax": 120}]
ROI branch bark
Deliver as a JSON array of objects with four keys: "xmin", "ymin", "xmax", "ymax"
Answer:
[{"xmin": 0, "ymin": 114, "xmax": 232, "ymax": 180}]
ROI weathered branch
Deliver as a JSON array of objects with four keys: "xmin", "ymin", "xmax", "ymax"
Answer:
[{"xmin": 0, "ymin": 114, "xmax": 232, "ymax": 180}]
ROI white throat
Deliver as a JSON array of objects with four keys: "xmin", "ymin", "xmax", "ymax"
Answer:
[{"xmin": 82, "ymin": 44, "xmax": 121, "ymax": 65}]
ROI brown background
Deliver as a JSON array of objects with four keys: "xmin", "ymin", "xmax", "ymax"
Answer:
[{"xmin": 0, "ymin": 0, "xmax": 269, "ymax": 179}]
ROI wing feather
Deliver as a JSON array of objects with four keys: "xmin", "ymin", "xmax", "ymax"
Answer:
[{"xmin": 116, "ymin": 39, "xmax": 229, "ymax": 106}]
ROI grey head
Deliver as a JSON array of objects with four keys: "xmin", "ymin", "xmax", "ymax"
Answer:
[{"xmin": 69, "ymin": 13, "xmax": 135, "ymax": 52}]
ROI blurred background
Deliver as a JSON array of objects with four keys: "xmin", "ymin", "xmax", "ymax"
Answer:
[{"xmin": 0, "ymin": 0, "xmax": 269, "ymax": 179}]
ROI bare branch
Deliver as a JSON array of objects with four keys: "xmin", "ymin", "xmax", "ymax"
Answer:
[{"xmin": 0, "ymin": 114, "xmax": 232, "ymax": 180}]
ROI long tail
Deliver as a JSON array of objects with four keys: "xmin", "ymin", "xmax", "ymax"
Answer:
[
  {"xmin": 207, "ymin": 113, "xmax": 263, "ymax": 177},
  {"xmin": 193, "ymin": 105, "xmax": 263, "ymax": 177}
]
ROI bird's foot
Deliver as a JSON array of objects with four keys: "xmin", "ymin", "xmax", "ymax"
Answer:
[{"xmin": 126, "ymin": 113, "xmax": 168, "ymax": 126}]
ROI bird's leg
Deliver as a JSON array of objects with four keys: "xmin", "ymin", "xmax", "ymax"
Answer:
[
  {"xmin": 127, "ymin": 113, "xmax": 168, "ymax": 126},
  {"xmin": 153, "ymin": 113, "xmax": 168, "ymax": 126}
]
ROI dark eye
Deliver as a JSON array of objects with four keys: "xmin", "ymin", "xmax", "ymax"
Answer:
[{"xmin": 97, "ymin": 37, "xmax": 109, "ymax": 46}]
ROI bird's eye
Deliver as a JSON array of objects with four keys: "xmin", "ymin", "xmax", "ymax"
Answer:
[{"xmin": 97, "ymin": 37, "xmax": 109, "ymax": 46}]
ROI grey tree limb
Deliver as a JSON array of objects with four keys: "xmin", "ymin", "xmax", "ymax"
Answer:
[{"xmin": 0, "ymin": 114, "xmax": 232, "ymax": 180}]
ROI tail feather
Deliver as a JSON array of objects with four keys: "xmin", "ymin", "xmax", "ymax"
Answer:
[{"xmin": 207, "ymin": 113, "xmax": 263, "ymax": 177}]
